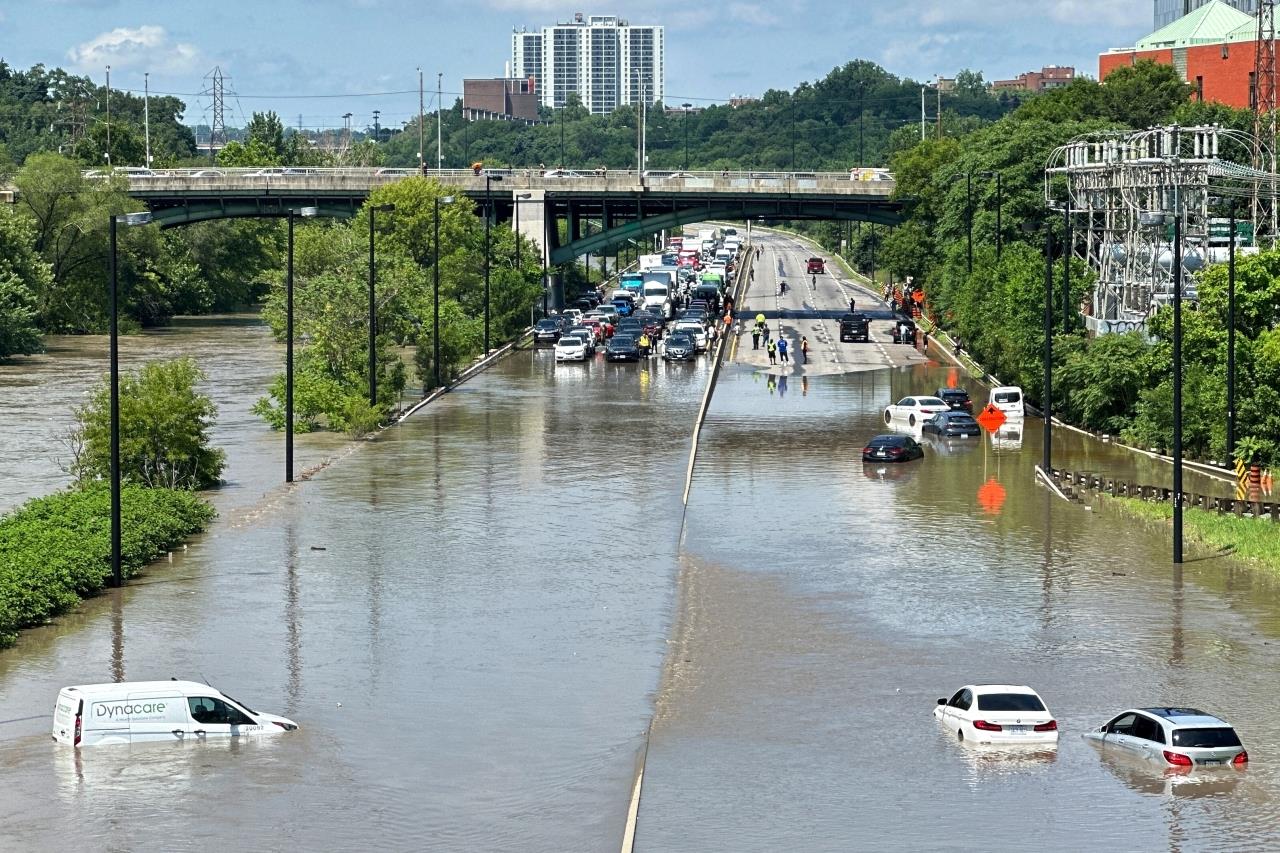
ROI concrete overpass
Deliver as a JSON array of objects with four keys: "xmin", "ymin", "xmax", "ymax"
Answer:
[{"xmin": 110, "ymin": 167, "xmax": 904, "ymax": 265}]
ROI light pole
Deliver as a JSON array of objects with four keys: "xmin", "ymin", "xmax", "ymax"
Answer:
[
  {"xmin": 484, "ymin": 173, "xmax": 504, "ymax": 355},
  {"xmin": 285, "ymin": 206, "xmax": 319, "ymax": 483},
  {"xmin": 368, "ymin": 203, "xmax": 396, "ymax": 407},
  {"xmin": 1172, "ymin": 184, "xmax": 1185, "ymax": 564},
  {"xmin": 107, "ymin": 210, "xmax": 153, "ymax": 587},
  {"xmin": 433, "ymin": 195, "xmax": 455, "ymax": 390},
  {"xmin": 143, "ymin": 72, "xmax": 151, "ymax": 168},
  {"xmin": 1022, "ymin": 218, "xmax": 1054, "ymax": 474},
  {"xmin": 1227, "ymin": 200, "xmax": 1238, "ymax": 460},
  {"xmin": 977, "ymin": 170, "xmax": 1003, "ymax": 260},
  {"xmin": 1062, "ymin": 205, "xmax": 1072, "ymax": 333},
  {"xmin": 681, "ymin": 103, "xmax": 692, "ymax": 170},
  {"xmin": 963, "ymin": 171, "xmax": 973, "ymax": 274}
]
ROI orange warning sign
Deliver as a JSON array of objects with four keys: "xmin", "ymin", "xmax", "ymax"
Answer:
[
  {"xmin": 976, "ymin": 403, "xmax": 1007, "ymax": 432},
  {"xmin": 946, "ymin": 368, "xmax": 958, "ymax": 389},
  {"xmin": 977, "ymin": 477, "xmax": 1007, "ymax": 515}
]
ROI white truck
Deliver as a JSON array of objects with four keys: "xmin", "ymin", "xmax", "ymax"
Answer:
[
  {"xmin": 638, "ymin": 254, "xmax": 664, "ymax": 272},
  {"xmin": 642, "ymin": 280, "xmax": 673, "ymax": 317}
]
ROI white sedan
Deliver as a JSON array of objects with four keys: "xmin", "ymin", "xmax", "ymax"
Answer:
[
  {"xmin": 934, "ymin": 684, "xmax": 1059, "ymax": 745},
  {"xmin": 554, "ymin": 337, "xmax": 588, "ymax": 362},
  {"xmin": 884, "ymin": 396, "xmax": 950, "ymax": 427}
]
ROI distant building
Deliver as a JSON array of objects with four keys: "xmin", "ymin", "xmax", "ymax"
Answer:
[
  {"xmin": 727, "ymin": 96, "xmax": 758, "ymax": 108},
  {"xmin": 1155, "ymin": 0, "xmax": 1257, "ymax": 30},
  {"xmin": 463, "ymin": 77, "xmax": 541, "ymax": 123},
  {"xmin": 1102, "ymin": 0, "xmax": 1269, "ymax": 109},
  {"xmin": 510, "ymin": 13, "xmax": 663, "ymax": 114},
  {"xmin": 991, "ymin": 66, "xmax": 1076, "ymax": 92}
]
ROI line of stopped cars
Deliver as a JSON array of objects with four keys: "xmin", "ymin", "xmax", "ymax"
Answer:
[
  {"xmin": 933, "ymin": 684, "xmax": 1249, "ymax": 773},
  {"xmin": 864, "ymin": 385, "xmax": 1026, "ymax": 464}
]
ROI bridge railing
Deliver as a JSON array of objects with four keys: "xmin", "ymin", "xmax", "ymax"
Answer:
[{"xmin": 93, "ymin": 167, "xmax": 895, "ymax": 196}]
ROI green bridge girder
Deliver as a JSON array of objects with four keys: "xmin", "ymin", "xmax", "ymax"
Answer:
[{"xmin": 146, "ymin": 198, "xmax": 360, "ymax": 228}]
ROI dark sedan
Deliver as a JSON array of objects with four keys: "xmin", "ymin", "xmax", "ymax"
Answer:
[
  {"xmin": 605, "ymin": 335, "xmax": 641, "ymax": 362},
  {"xmin": 533, "ymin": 318, "xmax": 562, "ymax": 344},
  {"xmin": 935, "ymin": 387, "xmax": 973, "ymax": 412},
  {"xmin": 921, "ymin": 411, "xmax": 980, "ymax": 437},
  {"xmin": 662, "ymin": 332, "xmax": 697, "ymax": 361},
  {"xmin": 861, "ymin": 434, "xmax": 924, "ymax": 463}
]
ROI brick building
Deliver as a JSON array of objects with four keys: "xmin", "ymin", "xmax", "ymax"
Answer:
[
  {"xmin": 991, "ymin": 66, "xmax": 1075, "ymax": 92},
  {"xmin": 1101, "ymin": 0, "xmax": 1271, "ymax": 109},
  {"xmin": 462, "ymin": 77, "xmax": 541, "ymax": 123}
]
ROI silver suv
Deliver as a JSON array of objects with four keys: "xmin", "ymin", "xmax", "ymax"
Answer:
[{"xmin": 1084, "ymin": 707, "xmax": 1247, "ymax": 768}]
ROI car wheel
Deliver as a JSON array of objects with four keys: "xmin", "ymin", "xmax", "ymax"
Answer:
[
  {"xmin": 908, "ymin": 414, "xmax": 916, "ymax": 427},
  {"xmin": 884, "ymin": 411, "xmax": 892, "ymax": 425}
]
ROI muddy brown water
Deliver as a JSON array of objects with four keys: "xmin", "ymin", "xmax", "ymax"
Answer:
[{"xmin": 1, "ymin": 298, "xmax": 1278, "ymax": 851}]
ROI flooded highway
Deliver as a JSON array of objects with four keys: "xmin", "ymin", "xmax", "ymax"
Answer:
[{"xmin": 2, "ymin": 234, "xmax": 1280, "ymax": 851}]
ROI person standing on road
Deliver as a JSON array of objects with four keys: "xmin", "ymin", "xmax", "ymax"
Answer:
[
  {"xmin": 777, "ymin": 336, "xmax": 789, "ymax": 363},
  {"xmin": 849, "ymin": 297, "xmax": 856, "ymax": 313},
  {"xmin": 761, "ymin": 324, "xmax": 771, "ymax": 345},
  {"xmin": 767, "ymin": 339, "xmax": 777, "ymax": 364},
  {"xmin": 751, "ymin": 326, "xmax": 761, "ymax": 350},
  {"xmin": 800, "ymin": 336, "xmax": 810, "ymax": 364}
]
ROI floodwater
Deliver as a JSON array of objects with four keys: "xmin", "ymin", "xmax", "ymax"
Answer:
[{"xmin": 2, "ymin": 243, "xmax": 1280, "ymax": 851}]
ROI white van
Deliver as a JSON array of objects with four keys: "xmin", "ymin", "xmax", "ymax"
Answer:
[
  {"xmin": 52, "ymin": 681, "xmax": 298, "ymax": 747},
  {"xmin": 989, "ymin": 386, "xmax": 1025, "ymax": 418}
]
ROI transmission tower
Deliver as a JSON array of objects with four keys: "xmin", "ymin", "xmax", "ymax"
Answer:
[
  {"xmin": 204, "ymin": 67, "xmax": 227, "ymax": 161},
  {"xmin": 1255, "ymin": 1, "xmax": 1276, "ymax": 238}
]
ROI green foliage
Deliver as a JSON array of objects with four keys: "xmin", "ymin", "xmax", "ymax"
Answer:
[
  {"xmin": 0, "ymin": 204, "xmax": 50, "ymax": 357},
  {"xmin": 1013, "ymin": 61, "xmax": 1189, "ymax": 129},
  {"xmin": 1108, "ymin": 496, "xmax": 1280, "ymax": 573},
  {"xmin": 71, "ymin": 358, "xmax": 226, "ymax": 489},
  {"xmin": 1058, "ymin": 332, "xmax": 1150, "ymax": 434},
  {"xmin": 0, "ymin": 483, "xmax": 214, "ymax": 647}
]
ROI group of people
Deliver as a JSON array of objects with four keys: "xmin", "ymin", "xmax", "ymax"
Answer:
[{"xmin": 748, "ymin": 318, "xmax": 810, "ymax": 365}]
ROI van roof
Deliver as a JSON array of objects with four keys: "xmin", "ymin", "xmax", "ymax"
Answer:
[{"xmin": 62, "ymin": 680, "xmax": 218, "ymax": 696}]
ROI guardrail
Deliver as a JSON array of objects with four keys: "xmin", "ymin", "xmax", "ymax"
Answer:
[{"xmin": 1050, "ymin": 467, "xmax": 1280, "ymax": 521}]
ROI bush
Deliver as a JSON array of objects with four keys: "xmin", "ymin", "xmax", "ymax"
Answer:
[
  {"xmin": 71, "ymin": 357, "xmax": 226, "ymax": 489},
  {"xmin": 0, "ymin": 483, "xmax": 215, "ymax": 647}
]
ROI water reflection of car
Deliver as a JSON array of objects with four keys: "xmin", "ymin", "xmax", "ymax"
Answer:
[
  {"xmin": 884, "ymin": 396, "xmax": 949, "ymax": 427},
  {"xmin": 991, "ymin": 423, "xmax": 1023, "ymax": 451},
  {"xmin": 862, "ymin": 434, "xmax": 923, "ymax": 463},
  {"xmin": 662, "ymin": 332, "xmax": 697, "ymax": 362},
  {"xmin": 934, "ymin": 685, "xmax": 1058, "ymax": 745},
  {"xmin": 921, "ymin": 433, "xmax": 979, "ymax": 457},
  {"xmin": 921, "ymin": 411, "xmax": 980, "ymax": 437},
  {"xmin": 1082, "ymin": 707, "xmax": 1248, "ymax": 769},
  {"xmin": 1088, "ymin": 744, "xmax": 1244, "ymax": 797},
  {"xmin": 532, "ymin": 318, "xmax": 562, "ymax": 345},
  {"xmin": 605, "ymin": 335, "xmax": 641, "ymax": 362},
  {"xmin": 936, "ymin": 387, "xmax": 973, "ymax": 412}
]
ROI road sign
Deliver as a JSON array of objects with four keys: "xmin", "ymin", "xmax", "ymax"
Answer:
[
  {"xmin": 976, "ymin": 403, "xmax": 1006, "ymax": 433},
  {"xmin": 1236, "ymin": 458, "xmax": 1248, "ymax": 500}
]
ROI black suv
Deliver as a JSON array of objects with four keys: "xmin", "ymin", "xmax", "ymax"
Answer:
[
  {"xmin": 605, "ymin": 335, "xmax": 641, "ymax": 362},
  {"xmin": 663, "ymin": 333, "xmax": 696, "ymax": 361},
  {"xmin": 839, "ymin": 313, "xmax": 870, "ymax": 343},
  {"xmin": 891, "ymin": 318, "xmax": 916, "ymax": 344},
  {"xmin": 935, "ymin": 387, "xmax": 973, "ymax": 412},
  {"xmin": 533, "ymin": 318, "xmax": 562, "ymax": 344}
]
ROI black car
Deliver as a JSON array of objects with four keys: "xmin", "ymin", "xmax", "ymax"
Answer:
[
  {"xmin": 533, "ymin": 318, "xmax": 562, "ymax": 344},
  {"xmin": 861, "ymin": 434, "xmax": 924, "ymax": 463},
  {"xmin": 935, "ymin": 387, "xmax": 973, "ymax": 412},
  {"xmin": 921, "ymin": 411, "xmax": 980, "ymax": 437},
  {"xmin": 605, "ymin": 335, "xmax": 641, "ymax": 361},
  {"xmin": 572, "ymin": 297, "xmax": 598, "ymax": 312},
  {"xmin": 891, "ymin": 318, "xmax": 916, "ymax": 344},
  {"xmin": 839, "ymin": 313, "xmax": 870, "ymax": 343},
  {"xmin": 663, "ymin": 332, "xmax": 697, "ymax": 361}
]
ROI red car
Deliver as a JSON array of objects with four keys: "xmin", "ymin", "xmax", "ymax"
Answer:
[{"xmin": 807, "ymin": 257, "xmax": 825, "ymax": 274}]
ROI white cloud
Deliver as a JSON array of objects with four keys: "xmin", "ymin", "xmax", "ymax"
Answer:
[{"xmin": 67, "ymin": 26, "xmax": 204, "ymax": 74}]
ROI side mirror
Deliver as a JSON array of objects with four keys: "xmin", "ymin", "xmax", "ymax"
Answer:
[{"xmin": 937, "ymin": 698, "xmax": 947, "ymax": 706}]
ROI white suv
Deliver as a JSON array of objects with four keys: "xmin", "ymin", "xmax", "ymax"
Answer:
[{"xmin": 1084, "ymin": 707, "xmax": 1247, "ymax": 768}]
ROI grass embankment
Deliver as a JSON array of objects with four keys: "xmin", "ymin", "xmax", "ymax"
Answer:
[
  {"xmin": 1105, "ymin": 495, "xmax": 1280, "ymax": 570},
  {"xmin": 0, "ymin": 484, "xmax": 215, "ymax": 647}
]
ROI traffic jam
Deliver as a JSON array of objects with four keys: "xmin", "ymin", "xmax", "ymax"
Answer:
[{"xmin": 532, "ymin": 227, "xmax": 739, "ymax": 365}]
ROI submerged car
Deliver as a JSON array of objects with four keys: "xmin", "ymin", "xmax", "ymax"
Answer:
[
  {"xmin": 884, "ymin": 396, "xmax": 950, "ymax": 427},
  {"xmin": 861, "ymin": 434, "xmax": 923, "ymax": 463},
  {"xmin": 662, "ymin": 332, "xmax": 697, "ymax": 361},
  {"xmin": 1083, "ymin": 708, "xmax": 1247, "ymax": 769},
  {"xmin": 554, "ymin": 336, "xmax": 588, "ymax": 362},
  {"xmin": 935, "ymin": 387, "xmax": 973, "ymax": 412},
  {"xmin": 934, "ymin": 685, "xmax": 1058, "ymax": 745},
  {"xmin": 921, "ymin": 411, "xmax": 980, "ymax": 438}
]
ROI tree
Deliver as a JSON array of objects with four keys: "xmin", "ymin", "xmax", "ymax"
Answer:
[
  {"xmin": 70, "ymin": 357, "xmax": 225, "ymax": 490},
  {"xmin": 0, "ymin": 204, "xmax": 51, "ymax": 358},
  {"xmin": 245, "ymin": 111, "xmax": 286, "ymax": 158}
]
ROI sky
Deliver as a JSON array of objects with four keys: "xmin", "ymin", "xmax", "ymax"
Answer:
[{"xmin": 2, "ymin": 0, "xmax": 1156, "ymax": 131}]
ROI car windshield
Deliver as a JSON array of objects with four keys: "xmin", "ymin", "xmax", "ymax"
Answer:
[
  {"xmin": 946, "ymin": 416, "xmax": 977, "ymax": 425},
  {"xmin": 918, "ymin": 398, "xmax": 947, "ymax": 407},
  {"xmin": 870, "ymin": 436, "xmax": 904, "ymax": 447},
  {"xmin": 668, "ymin": 335, "xmax": 692, "ymax": 345},
  {"xmin": 536, "ymin": 320, "xmax": 558, "ymax": 328},
  {"xmin": 611, "ymin": 336, "xmax": 635, "ymax": 346},
  {"xmin": 1171, "ymin": 727, "xmax": 1241, "ymax": 748},
  {"xmin": 976, "ymin": 693, "xmax": 1046, "ymax": 712}
]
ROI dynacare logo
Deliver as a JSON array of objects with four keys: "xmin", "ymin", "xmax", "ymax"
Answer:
[{"xmin": 95, "ymin": 702, "xmax": 167, "ymax": 719}]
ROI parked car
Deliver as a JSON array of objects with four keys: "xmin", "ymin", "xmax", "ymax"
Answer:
[
  {"xmin": 563, "ymin": 328, "xmax": 596, "ymax": 356},
  {"xmin": 554, "ymin": 336, "xmax": 588, "ymax": 362},
  {"xmin": 662, "ymin": 332, "xmax": 697, "ymax": 361},
  {"xmin": 532, "ymin": 318, "xmax": 562, "ymax": 344},
  {"xmin": 936, "ymin": 387, "xmax": 973, "ymax": 412},
  {"xmin": 605, "ymin": 334, "xmax": 641, "ymax": 362},
  {"xmin": 1083, "ymin": 708, "xmax": 1247, "ymax": 769},
  {"xmin": 52, "ymin": 681, "xmax": 298, "ymax": 747},
  {"xmin": 921, "ymin": 411, "xmax": 981, "ymax": 437},
  {"xmin": 861, "ymin": 434, "xmax": 924, "ymax": 463},
  {"xmin": 891, "ymin": 318, "xmax": 917, "ymax": 344},
  {"xmin": 934, "ymin": 685, "xmax": 1058, "ymax": 745},
  {"xmin": 673, "ymin": 319, "xmax": 708, "ymax": 351},
  {"xmin": 884, "ymin": 396, "xmax": 950, "ymax": 427}
]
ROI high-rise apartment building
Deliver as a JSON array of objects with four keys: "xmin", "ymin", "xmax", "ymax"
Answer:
[
  {"xmin": 510, "ymin": 14, "xmax": 664, "ymax": 114},
  {"xmin": 1155, "ymin": 0, "xmax": 1257, "ymax": 29}
]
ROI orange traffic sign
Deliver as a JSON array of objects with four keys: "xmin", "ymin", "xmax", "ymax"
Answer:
[
  {"xmin": 946, "ymin": 368, "xmax": 958, "ymax": 389},
  {"xmin": 976, "ymin": 403, "xmax": 1006, "ymax": 432}
]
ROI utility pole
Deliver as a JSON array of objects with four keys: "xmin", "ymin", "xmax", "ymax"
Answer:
[
  {"xmin": 143, "ymin": 72, "xmax": 151, "ymax": 168},
  {"xmin": 373, "ymin": 109, "xmax": 381, "ymax": 144},
  {"xmin": 936, "ymin": 82, "xmax": 942, "ymax": 140},
  {"xmin": 104, "ymin": 66, "xmax": 111, "ymax": 166},
  {"xmin": 437, "ymin": 72, "xmax": 443, "ymax": 171},
  {"xmin": 920, "ymin": 86, "xmax": 926, "ymax": 141},
  {"xmin": 418, "ymin": 67, "xmax": 425, "ymax": 174}
]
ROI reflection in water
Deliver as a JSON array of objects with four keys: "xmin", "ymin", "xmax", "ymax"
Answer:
[
  {"xmin": 285, "ymin": 520, "xmax": 302, "ymax": 716},
  {"xmin": 110, "ymin": 590, "xmax": 125, "ymax": 684},
  {"xmin": 1088, "ymin": 741, "xmax": 1244, "ymax": 799}
]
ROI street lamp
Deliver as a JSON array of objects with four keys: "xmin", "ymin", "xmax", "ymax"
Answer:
[
  {"xmin": 1022, "ymin": 217, "xmax": 1055, "ymax": 475},
  {"xmin": 1224, "ymin": 198, "xmax": 1240, "ymax": 459},
  {"xmin": 959, "ymin": 171, "xmax": 974, "ymax": 274},
  {"xmin": 107, "ymin": 210, "xmax": 153, "ymax": 588},
  {"xmin": 285, "ymin": 206, "xmax": 319, "ymax": 483},
  {"xmin": 484, "ymin": 173, "xmax": 504, "ymax": 355},
  {"xmin": 368, "ymin": 202, "xmax": 396, "ymax": 407},
  {"xmin": 681, "ymin": 103, "xmax": 693, "ymax": 171},
  {"xmin": 433, "ymin": 195, "xmax": 455, "ymax": 391}
]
